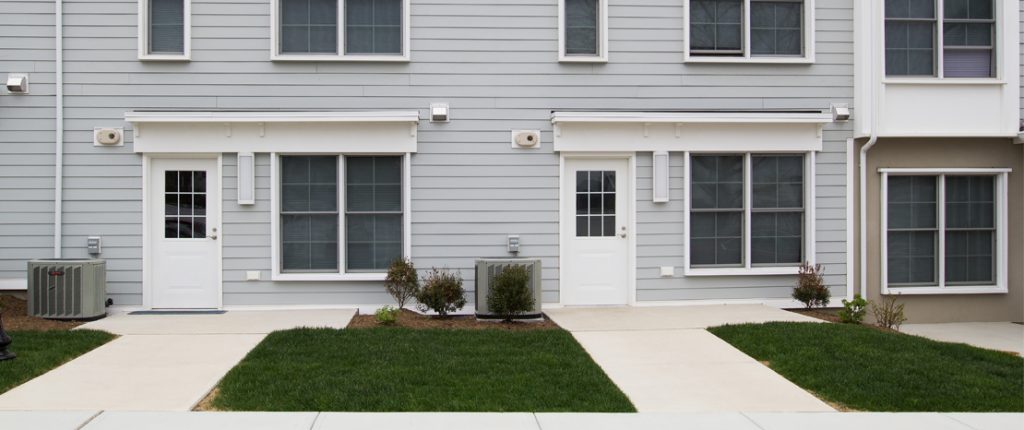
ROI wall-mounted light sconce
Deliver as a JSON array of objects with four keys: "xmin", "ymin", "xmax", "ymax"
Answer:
[
  {"xmin": 5, "ymin": 74, "xmax": 28, "ymax": 94},
  {"xmin": 430, "ymin": 103, "xmax": 450, "ymax": 123}
]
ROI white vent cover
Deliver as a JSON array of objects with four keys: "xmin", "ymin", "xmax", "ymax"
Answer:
[
  {"xmin": 653, "ymin": 151, "xmax": 670, "ymax": 203},
  {"xmin": 237, "ymin": 152, "xmax": 255, "ymax": 205}
]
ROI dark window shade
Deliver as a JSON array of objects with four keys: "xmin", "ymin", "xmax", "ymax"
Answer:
[
  {"xmin": 150, "ymin": 0, "xmax": 185, "ymax": 54},
  {"xmin": 565, "ymin": 0, "xmax": 599, "ymax": 55},
  {"xmin": 345, "ymin": 0, "xmax": 402, "ymax": 54}
]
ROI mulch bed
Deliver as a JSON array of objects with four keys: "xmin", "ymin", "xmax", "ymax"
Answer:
[
  {"xmin": 788, "ymin": 307, "xmax": 842, "ymax": 323},
  {"xmin": 347, "ymin": 308, "xmax": 561, "ymax": 331},
  {"xmin": 0, "ymin": 294, "xmax": 83, "ymax": 331}
]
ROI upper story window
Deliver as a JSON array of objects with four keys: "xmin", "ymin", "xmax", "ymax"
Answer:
[
  {"xmin": 559, "ymin": 0, "xmax": 608, "ymax": 62},
  {"xmin": 272, "ymin": 0, "xmax": 410, "ymax": 61},
  {"xmin": 138, "ymin": 0, "xmax": 190, "ymax": 60},
  {"xmin": 884, "ymin": 0, "xmax": 995, "ymax": 78},
  {"xmin": 685, "ymin": 0, "xmax": 814, "ymax": 63}
]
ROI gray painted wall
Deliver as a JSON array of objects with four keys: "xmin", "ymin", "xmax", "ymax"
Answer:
[{"xmin": 1, "ymin": 0, "xmax": 854, "ymax": 305}]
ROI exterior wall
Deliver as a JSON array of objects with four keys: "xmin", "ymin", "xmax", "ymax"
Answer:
[
  {"xmin": 0, "ymin": 0, "xmax": 854, "ymax": 306},
  {"xmin": 0, "ymin": 0, "xmax": 57, "ymax": 288},
  {"xmin": 855, "ymin": 138, "xmax": 1024, "ymax": 323},
  {"xmin": 635, "ymin": 150, "xmax": 850, "ymax": 302}
]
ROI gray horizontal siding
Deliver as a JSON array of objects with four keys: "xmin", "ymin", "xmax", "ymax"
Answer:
[{"xmin": 2, "ymin": 0, "xmax": 853, "ymax": 306}]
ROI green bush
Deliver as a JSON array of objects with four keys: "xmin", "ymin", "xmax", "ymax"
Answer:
[
  {"xmin": 374, "ymin": 306, "xmax": 399, "ymax": 325},
  {"xmin": 416, "ymin": 268, "xmax": 466, "ymax": 318},
  {"xmin": 384, "ymin": 258, "xmax": 419, "ymax": 309},
  {"xmin": 792, "ymin": 262, "xmax": 830, "ymax": 309},
  {"xmin": 487, "ymin": 265, "xmax": 535, "ymax": 322},
  {"xmin": 838, "ymin": 294, "xmax": 869, "ymax": 324},
  {"xmin": 871, "ymin": 294, "xmax": 907, "ymax": 331}
]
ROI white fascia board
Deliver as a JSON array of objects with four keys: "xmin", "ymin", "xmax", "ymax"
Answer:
[
  {"xmin": 125, "ymin": 111, "xmax": 421, "ymax": 124},
  {"xmin": 551, "ymin": 111, "xmax": 834, "ymax": 124},
  {"xmin": 0, "ymin": 278, "xmax": 26, "ymax": 290}
]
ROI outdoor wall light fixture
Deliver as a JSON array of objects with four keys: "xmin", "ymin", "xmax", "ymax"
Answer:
[
  {"xmin": 430, "ymin": 103, "xmax": 450, "ymax": 123},
  {"xmin": 5, "ymin": 73, "xmax": 28, "ymax": 94}
]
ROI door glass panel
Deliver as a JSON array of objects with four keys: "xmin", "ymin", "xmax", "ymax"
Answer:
[
  {"xmin": 575, "ymin": 170, "xmax": 615, "ymax": 237},
  {"xmin": 164, "ymin": 170, "xmax": 207, "ymax": 239}
]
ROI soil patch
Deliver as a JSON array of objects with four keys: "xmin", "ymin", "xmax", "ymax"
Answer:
[
  {"xmin": 348, "ymin": 309, "xmax": 561, "ymax": 331},
  {"xmin": 0, "ymin": 294, "xmax": 84, "ymax": 331},
  {"xmin": 788, "ymin": 307, "xmax": 842, "ymax": 323}
]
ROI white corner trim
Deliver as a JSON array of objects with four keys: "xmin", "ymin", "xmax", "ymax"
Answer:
[
  {"xmin": 879, "ymin": 171, "xmax": 1010, "ymax": 295},
  {"xmin": 557, "ymin": 0, "xmax": 609, "ymax": 62},
  {"xmin": 0, "ymin": 278, "xmax": 26, "ymax": 290},
  {"xmin": 137, "ymin": 0, "xmax": 192, "ymax": 61},
  {"xmin": 682, "ymin": 0, "xmax": 816, "ymax": 64},
  {"xmin": 551, "ymin": 111, "xmax": 833, "ymax": 124},
  {"xmin": 269, "ymin": 0, "xmax": 411, "ymax": 62},
  {"xmin": 125, "ymin": 111, "xmax": 420, "ymax": 124}
]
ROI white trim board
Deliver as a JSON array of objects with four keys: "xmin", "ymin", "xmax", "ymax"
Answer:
[
  {"xmin": 558, "ymin": 0, "xmax": 609, "ymax": 63},
  {"xmin": 137, "ymin": 0, "xmax": 192, "ymax": 61},
  {"xmin": 0, "ymin": 278, "xmax": 26, "ymax": 291},
  {"xmin": 126, "ymin": 111, "xmax": 420, "ymax": 154}
]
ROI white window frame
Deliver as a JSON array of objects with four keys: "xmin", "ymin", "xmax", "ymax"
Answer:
[
  {"xmin": 879, "ymin": 168, "xmax": 1010, "ymax": 295},
  {"xmin": 558, "ymin": 0, "xmax": 609, "ymax": 62},
  {"xmin": 683, "ymin": 151, "xmax": 816, "ymax": 276},
  {"xmin": 270, "ymin": 0, "xmax": 411, "ymax": 62},
  {"xmin": 882, "ymin": 0, "xmax": 1001, "ymax": 81},
  {"xmin": 138, "ymin": 0, "xmax": 192, "ymax": 61},
  {"xmin": 270, "ymin": 153, "xmax": 413, "ymax": 281},
  {"xmin": 683, "ymin": 0, "xmax": 815, "ymax": 64}
]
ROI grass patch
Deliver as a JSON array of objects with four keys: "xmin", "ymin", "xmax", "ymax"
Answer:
[
  {"xmin": 709, "ymin": 322, "xmax": 1024, "ymax": 412},
  {"xmin": 212, "ymin": 327, "xmax": 635, "ymax": 412},
  {"xmin": 0, "ymin": 330, "xmax": 115, "ymax": 394}
]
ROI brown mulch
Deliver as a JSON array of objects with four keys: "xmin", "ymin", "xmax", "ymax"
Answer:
[
  {"xmin": 788, "ymin": 307, "xmax": 843, "ymax": 323},
  {"xmin": 347, "ymin": 309, "xmax": 561, "ymax": 331},
  {"xmin": 0, "ymin": 294, "xmax": 84, "ymax": 331}
]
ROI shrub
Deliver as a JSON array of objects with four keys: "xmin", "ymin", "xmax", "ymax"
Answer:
[
  {"xmin": 384, "ymin": 258, "xmax": 419, "ymax": 309},
  {"xmin": 871, "ymin": 294, "xmax": 907, "ymax": 331},
  {"xmin": 487, "ymin": 265, "xmax": 535, "ymax": 322},
  {"xmin": 792, "ymin": 262, "xmax": 830, "ymax": 309},
  {"xmin": 416, "ymin": 268, "xmax": 466, "ymax": 318},
  {"xmin": 838, "ymin": 294, "xmax": 869, "ymax": 324},
  {"xmin": 374, "ymin": 306, "xmax": 399, "ymax": 325}
]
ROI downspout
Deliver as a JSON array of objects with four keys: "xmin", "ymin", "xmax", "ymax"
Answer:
[
  {"xmin": 54, "ymin": 0, "xmax": 63, "ymax": 258},
  {"xmin": 858, "ymin": 0, "xmax": 879, "ymax": 300}
]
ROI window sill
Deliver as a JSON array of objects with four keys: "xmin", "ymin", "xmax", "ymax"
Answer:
[
  {"xmin": 139, "ymin": 54, "xmax": 190, "ymax": 62},
  {"xmin": 684, "ymin": 55, "xmax": 814, "ymax": 65},
  {"xmin": 270, "ymin": 54, "xmax": 410, "ymax": 62},
  {"xmin": 271, "ymin": 272, "xmax": 387, "ymax": 282},
  {"xmin": 884, "ymin": 286, "xmax": 1008, "ymax": 295},
  {"xmin": 882, "ymin": 78, "xmax": 1006, "ymax": 86},
  {"xmin": 559, "ymin": 55, "xmax": 608, "ymax": 63},
  {"xmin": 685, "ymin": 266, "xmax": 800, "ymax": 277}
]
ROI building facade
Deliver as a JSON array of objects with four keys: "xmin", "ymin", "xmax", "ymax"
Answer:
[{"xmin": 6, "ymin": 0, "xmax": 1010, "ymax": 322}]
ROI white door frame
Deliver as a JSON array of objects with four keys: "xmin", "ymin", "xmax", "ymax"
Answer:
[
  {"xmin": 142, "ymin": 154, "xmax": 224, "ymax": 309},
  {"xmin": 558, "ymin": 152, "xmax": 637, "ymax": 306}
]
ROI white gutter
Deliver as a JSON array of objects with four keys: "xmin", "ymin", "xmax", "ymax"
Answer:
[
  {"xmin": 858, "ymin": 0, "xmax": 880, "ymax": 300},
  {"xmin": 53, "ymin": 0, "xmax": 63, "ymax": 258}
]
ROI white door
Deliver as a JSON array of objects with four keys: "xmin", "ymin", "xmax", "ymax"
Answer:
[
  {"xmin": 149, "ymin": 158, "xmax": 220, "ymax": 309},
  {"xmin": 563, "ymin": 158, "xmax": 630, "ymax": 305}
]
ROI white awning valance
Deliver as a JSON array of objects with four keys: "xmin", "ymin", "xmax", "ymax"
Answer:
[{"xmin": 125, "ymin": 111, "xmax": 420, "ymax": 154}]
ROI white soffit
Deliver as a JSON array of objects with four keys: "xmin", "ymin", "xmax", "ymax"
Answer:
[
  {"xmin": 551, "ymin": 111, "xmax": 833, "ymax": 153},
  {"xmin": 125, "ymin": 111, "xmax": 420, "ymax": 154}
]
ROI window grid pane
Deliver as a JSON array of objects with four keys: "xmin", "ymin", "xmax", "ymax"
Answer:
[
  {"xmin": 345, "ymin": 156, "xmax": 403, "ymax": 272},
  {"xmin": 345, "ymin": 0, "xmax": 403, "ymax": 54},
  {"xmin": 750, "ymin": 1, "xmax": 803, "ymax": 56},
  {"xmin": 690, "ymin": 155, "xmax": 745, "ymax": 267},
  {"xmin": 565, "ymin": 0, "xmax": 599, "ymax": 55},
  {"xmin": 750, "ymin": 155, "xmax": 804, "ymax": 265},
  {"xmin": 281, "ymin": 0, "xmax": 339, "ymax": 54},
  {"xmin": 281, "ymin": 156, "xmax": 340, "ymax": 272},
  {"xmin": 150, "ymin": 0, "xmax": 185, "ymax": 54},
  {"xmin": 576, "ymin": 170, "xmax": 616, "ymax": 237},
  {"xmin": 944, "ymin": 176, "xmax": 995, "ymax": 285},
  {"xmin": 690, "ymin": 0, "xmax": 743, "ymax": 54},
  {"xmin": 164, "ymin": 170, "xmax": 207, "ymax": 239},
  {"xmin": 884, "ymin": 0, "xmax": 936, "ymax": 76},
  {"xmin": 886, "ymin": 175, "xmax": 939, "ymax": 286},
  {"xmin": 942, "ymin": 0, "xmax": 995, "ymax": 77}
]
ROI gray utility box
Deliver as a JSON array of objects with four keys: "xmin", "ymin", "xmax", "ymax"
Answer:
[
  {"xmin": 475, "ymin": 258, "xmax": 542, "ymax": 320},
  {"xmin": 27, "ymin": 259, "xmax": 107, "ymax": 320}
]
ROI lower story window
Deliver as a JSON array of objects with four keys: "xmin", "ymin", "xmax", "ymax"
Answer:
[
  {"xmin": 279, "ymin": 154, "xmax": 403, "ymax": 275},
  {"xmin": 884, "ymin": 171, "xmax": 1006, "ymax": 291},
  {"xmin": 688, "ymin": 153, "xmax": 806, "ymax": 270}
]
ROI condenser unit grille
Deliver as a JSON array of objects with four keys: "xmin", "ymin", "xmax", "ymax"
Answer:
[
  {"xmin": 475, "ymin": 258, "xmax": 543, "ymax": 319},
  {"xmin": 27, "ymin": 259, "xmax": 106, "ymax": 320}
]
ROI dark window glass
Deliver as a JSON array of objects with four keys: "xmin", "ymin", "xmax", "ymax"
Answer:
[
  {"xmin": 281, "ymin": 156, "xmax": 339, "ymax": 272},
  {"xmin": 575, "ymin": 170, "xmax": 616, "ymax": 237},
  {"xmin": 690, "ymin": 0, "xmax": 743, "ymax": 54},
  {"xmin": 345, "ymin": 0, "xmax": 403, "ymax": 54},
  {"xmin": 751, "ymin": 155, "xmax": 804, "ymax": 265},
  {"xmin": 884, "ymin": 0, "xmax": 936, "ymax": 76},
  {"xmin": 346, "ymin": 156, "xmax": 403, "ymax": 271},
  {"xmin": 886, "ymin": 176, "xmax": 938, "ymax": 285},
  {"xmin": 164, "ymin": 170, "xmax": 207, "ymax": 239},
  {"xmin": 150, "ymin": 0, "xmax": 185, "ymax": 54},
  {"xmin": 751, "ymin": 1, "xmax": 803, "ymax": 56},
  {"xmin": 281, "ymin": 0, "xmax": 339, "ymax": 54},
  {"xmin": 565, "ymin": 0, "xmax": 599, "ymax": 55},
  {"xmin": 942, "ymin": 0, "xmax": 994, "ymax": 77},
  {"xmin": 690, "ymin": 156, "xmax": 744, "ymax": 266},
  {"xmin": 945, "ymin": 176, "xmax": 995, "ymax": 284}
]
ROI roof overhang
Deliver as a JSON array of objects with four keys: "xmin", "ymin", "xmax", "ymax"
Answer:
[
  {"xmin": 551, "ymin": 110, "xmax": 834, "ymax": 125},
  {"xmin": 123, "ymin": 111, "xmax": 420, "ymax": 154}
]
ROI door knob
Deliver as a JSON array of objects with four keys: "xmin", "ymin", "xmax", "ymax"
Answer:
[
  {"xmin": 210, "ymin": 227, "xmax": 218, "ymax": 240},
  {"xmin": 619, "ymin": 226, "xmax": 627, "ymax": 238}
]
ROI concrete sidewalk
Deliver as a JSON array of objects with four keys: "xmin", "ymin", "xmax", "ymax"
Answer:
[
  {"xmin": 0, "ymin": 411, "xmax": 1019, "ymax": 430},
  {"xmin": 545, "ymin": 305, "xmax": 832, "ymax": 412},
  {"xmin": 901, "ymin": 322, "xmax": 1024, "ymax": 356},
  {"xmin": 0, "ymin": 309, "xmax": 356, "ymax": 411}
]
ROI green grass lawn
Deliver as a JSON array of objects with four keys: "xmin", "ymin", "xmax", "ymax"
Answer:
[
  {"xmin": 0, "ymin": 330, "xmax": 115, "ymax": 394},
  {"xmin": 212, "ymin": 327, "xmax": 635, "ymax": 412},
  {"xmin": 709, "ymin": 322, "xmax": 1024, "ymax": 412}
]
